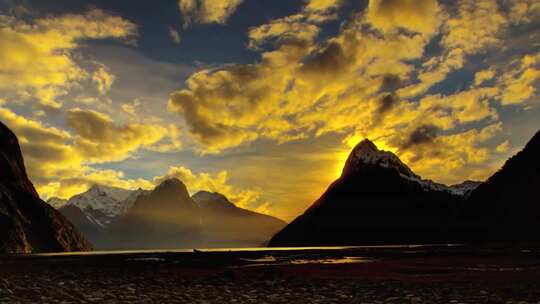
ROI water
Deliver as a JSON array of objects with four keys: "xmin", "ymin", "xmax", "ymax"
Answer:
[{"xmin": 33, "ymin": 244, "xmax": 462, "ymax": 257}]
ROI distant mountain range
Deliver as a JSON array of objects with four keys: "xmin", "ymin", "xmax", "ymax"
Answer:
[
  {"xmin": 49, "ymin": 179, "xmax": 286, "ymax": 249},
  {"xmin": 269, "ymin": 130, "xmax": 540, "ymax": 247},
  {"xmin": 193, "ymin": 191, "xmax": 286, "ymax": 247},
  {"xmin": 0, "ymin": 121, "xmax": 92, "ymax": 253},
  {"xmin": 3, "ymin": 113, "xmax": 539, "ymax": 252}
]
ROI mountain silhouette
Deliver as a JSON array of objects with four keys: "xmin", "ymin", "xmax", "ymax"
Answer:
[
  {"xmin": 0, "ymin": 121, "xmax": 92, "ymax": 253},
  {"xmin": 193, "ymin": 191, "xmax": 286, "ymax": 247},
  {"xmin": 462, "ymin": 130, "xmax": 540, "ymax": 242},
  {"xmin": 105, "ymin": 178, "xmax": 201, "ymax": 249},
  {"xmin": 269, "ymin": 139, "xmax": 471, "ymax": 247}
]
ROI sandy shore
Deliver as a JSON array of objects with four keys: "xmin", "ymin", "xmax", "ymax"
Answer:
[{"xmin": 1, "ymin": 246, "xmax": 539, "ymax": 303}]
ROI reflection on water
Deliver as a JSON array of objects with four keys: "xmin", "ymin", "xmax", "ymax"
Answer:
[
  {"xmin": 290, "ymin": 257, "xmax": 371, "ymax": 265},
  {"xmin": 34, "ymin": 244, "xmax": 463, "ymax": 257},
  {"xmin": 238, "ymin": 255, "xmax": 372, "ymax": 267},
  {"xmin": 126, "ymin": 257, "xmax": 166, "ymax": 262}
]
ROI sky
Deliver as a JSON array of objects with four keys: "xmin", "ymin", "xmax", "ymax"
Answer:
[{"xmin": 0, "ymin": 0, "xmax": 539, "ymax": 221}]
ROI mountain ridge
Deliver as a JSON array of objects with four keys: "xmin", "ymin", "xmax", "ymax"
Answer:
[
  {"xmin": 268, "ymin": 137, "xmax": 479, "ymax": 247},
  {"xmin": 0, "ymin": 121, "xmax": 92, "ymax": 253},
  {"xmin": 270, "ymin": 130, "xmax": 540, "ymax": 247}
]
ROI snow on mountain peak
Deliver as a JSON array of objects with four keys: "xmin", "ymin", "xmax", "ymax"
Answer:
[
  {"xmin": 87, "ymin": 184, "xmax": 132, "ymax": 202},
  {"xmin": 343, "ymin": 139, "xmax": 480, "ymax": 197},
  {"xmin": 46, "ymin": 197, "xmax": 67, "ymax": 209},
  {"xmin": 67, "ymin": 184, "xmax": 136, "ymax": 218}
]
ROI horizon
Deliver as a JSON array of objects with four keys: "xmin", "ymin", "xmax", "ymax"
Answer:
[
  {"xmin": 1, "ymin": 0, "xmax": 539, "ymax": 222},
  {"xmin": 39, "ymin": 133, "xmax": 534, "ymax": 223}
]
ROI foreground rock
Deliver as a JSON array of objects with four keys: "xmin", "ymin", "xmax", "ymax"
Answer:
[{"xmin": 0, "ymin": 121, "xmax": 92, "ymax": 253}]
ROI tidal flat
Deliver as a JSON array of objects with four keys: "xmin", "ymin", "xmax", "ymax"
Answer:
[{"xmin": 1, "ymin": 246, "xmax": 539, "ymax": 304}]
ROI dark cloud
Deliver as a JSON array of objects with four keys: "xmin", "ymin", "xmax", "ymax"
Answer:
[
  {"xmin": 301, "ymin": 42, "xmax": 346, "ymax": 75},
  {"xmin": 66, "ymin": 109, "xmax": 116, "ymax": 142},
  {"xmin": 379, "ymin": 74, "xmax": 402, "ymax": 93},
  {"xmin": 402, "ymin": 124, "xmax": 440, "ymax": 149},
  {"xmin": 379, "ymin": 93, "xmax": 398, "ymax": 115},
  {"xmin": 375, "ymin": 74, "xmax": 402, "ymax": 118}
]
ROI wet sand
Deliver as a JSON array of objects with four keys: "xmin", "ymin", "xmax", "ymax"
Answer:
[{"xmin": 1, "ymin": 245, "xmax": 540, "ymax": 303}]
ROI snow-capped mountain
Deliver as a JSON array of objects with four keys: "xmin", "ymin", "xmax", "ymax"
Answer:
[
  {"xmin": 448, "ymin": 181, "xmax": 482, "ymax": 198},
  {"xmin": 104, "ymin": 183, "xmax": 287, "ymax": 250},
  {"xmin": 54, "ymin": 184, "xmax": 147, "ymax": 247},
  {"xmin": 57, "ymin": 185, "xmax": 147, "ymax": 244},
  {"xmin": 269, "ymin": 138, "xmax": 479, "ymax": 247},
  {"xmin": 343, "ymin": 139, "xmax": 480, "ymax": 197},
  {"xmin": 46, "ymin": 197, "xmax": 68, "ymax": 209},
  {"xmin": 344, "ymin": 139, "xmax": 419, "ymax": 178},
  {"xmin": 67, "ymin": 184, "xmax": 137, "ymax": 219}
]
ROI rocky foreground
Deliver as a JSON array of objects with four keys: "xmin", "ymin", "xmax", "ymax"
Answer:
[{"xmin": 1, "ymin": 246, "xmax": 540, "ymax": 304}]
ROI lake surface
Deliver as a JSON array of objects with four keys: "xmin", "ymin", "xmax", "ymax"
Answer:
[{"xmin": 33, "ymin": 243, "xmax": 463, "ymax": 256}]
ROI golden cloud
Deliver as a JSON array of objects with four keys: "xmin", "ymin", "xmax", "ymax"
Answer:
[
  {"xmin": 0, "ymin": 9, "xmax": 136, "ymax": 107},
  {"xmin": 507, "ymin": 0, "xmax": 540, "ymax": 24},
  {"xmin": 248, "ymin": 15, "xmax": 320, "ymax": 49},
  {"xmin": 179, "ymin": 0, "xmax": 243, "ymax": 26},
  {"xmin": 305, "ymin": 0, "xmax": 342, "ymax": 12},
  {"xmin": 474, "ymin": 69, "xmax": 497, "ymax": 86},
  {"xmin": 66, "ymin": 108, "xmax": 169, "ymax": 162},
  {"xmin": 498, "ymin": 51, "xmax": 540, "ymax": 105},
  {"xmin": 367, "ymin": 122, "xmax": 505, "ymax": 184},
  {"xmin": 367, "ymin": 0, "xmax": 443, "ymax": 35},
  {"xmin": 92, "ymin": 65, "xmax": 115, "ymax": 95},
  {"xmin": 168, "ymin": 0, "xmax": 536, "ymax": 186},
  {"xmin": 154, "ymin": 165, "xmax": 264, "ymax": 212},
  {"xmin": 442, "ymin": 0, "xmax": 507, "ymax": 54},
  {"xmin": 0, "ymin": 106, "xmax": 171, "ymax": 199}
]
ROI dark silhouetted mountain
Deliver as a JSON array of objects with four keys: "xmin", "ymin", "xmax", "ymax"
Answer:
[
  {"xmin": 449, "ymin": 181, "xmax": 482, "ymax": 199},
  {"xmin": 0, "ymin": 121, "xmax": 92, "ymax": 253},
  {"xmin": 58, "ymin": 204, "xmax": 104, "ymax": 244},
  {"xmin": 193, "ymin": 191, "xmax": 286, "ymax": 247},
  {"xmin": 269, "ymin": 139, "xmax": 470, "ymax": 247},
  {"xmin": 462, "ymin": 130, "xmax": 540, "ymax": 242},
  {"xmin": 105, "ymin": 178, "xmax": 201, "ymax": 249}
]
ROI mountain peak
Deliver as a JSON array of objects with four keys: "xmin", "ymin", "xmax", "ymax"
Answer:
[
  {"xmin": 356, "ymin": 138, "xmax": 378, "ymax": 151},
  {"xmin": 157, "ymin": 178, "xmax": 186, "ymax": 189},
  {"xmin": 192, "ymin": 191, "xmax": 233, "ymax": 206},
  {"xmin": 0, "ymin": 121, "xmax": 38, "ymax": 197},
  {"xmin": 46, "ymin": 197, "xmax": 68, "ymax": 209},
  {"xmin": 343, "ymin": 139, "xmax": 418, "ymax": 179},
  {"xmin": 154, "ymin": 178, "xmax": 190, "ymax": 200},
  {"xmin": 88, "ymin": 184, "xmax": 108, "ymax": 192},
  {"xmin": 0, "ymin": 121, "xmax": 92, "ymax": 253}
]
